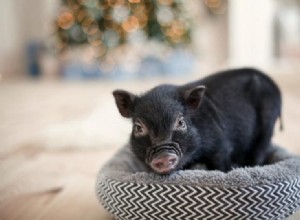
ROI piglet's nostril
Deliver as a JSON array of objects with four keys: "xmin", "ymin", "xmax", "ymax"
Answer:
[
  {"xmin": 169, "ymin": 158, "xmax": 176, "ymax": 165},
  {"xmin": 153, "ymin": 161, "xmax": 164, "ymax": 169}
]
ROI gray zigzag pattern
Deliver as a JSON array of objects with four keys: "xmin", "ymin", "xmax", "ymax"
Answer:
[{"xmin": 97, "ymin": 178, "xmax": 300, "ymax": 220}]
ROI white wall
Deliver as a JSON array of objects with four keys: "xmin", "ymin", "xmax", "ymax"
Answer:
[
  {"xmin": 0, "ymin": 0, "xmax": 59, "ymax": 78},
  {"xmin": 228, "ymin": 0, "xmax": 276, "ymax": 69}
]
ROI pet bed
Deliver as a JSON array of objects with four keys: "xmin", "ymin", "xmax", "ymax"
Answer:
[{"xmin": 96, "ymin": 144, "xmax": 300, "ymax": 220}]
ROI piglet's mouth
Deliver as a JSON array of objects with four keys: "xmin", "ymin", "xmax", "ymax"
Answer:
[{"xmin": 146, "ymin": 143, "xmax": 182, "ymax": 174}]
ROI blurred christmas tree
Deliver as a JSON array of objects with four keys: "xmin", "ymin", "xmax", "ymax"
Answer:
[{"xmin": 53, "ymin": 0, "xmax": 192, "ymax": 57}]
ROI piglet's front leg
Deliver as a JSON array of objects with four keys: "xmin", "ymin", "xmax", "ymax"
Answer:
[{"xmin": 205, "ymin": 147, "xmax": 233, "ymax": 172}]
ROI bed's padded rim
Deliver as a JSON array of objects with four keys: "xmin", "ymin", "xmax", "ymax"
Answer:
[{"xmin": 98, "ymin": 145, "xmax": 300, "ymax": 187}]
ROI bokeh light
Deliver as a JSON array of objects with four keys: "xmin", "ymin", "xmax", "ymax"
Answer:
[{"xmin": 57, "ymin": 11, "xmax": 75, "ymax": 29}]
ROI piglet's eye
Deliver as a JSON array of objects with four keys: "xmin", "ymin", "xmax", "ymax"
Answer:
[
  {"xmin": 133, "ymin": 122, "xmax": 147, "ymax": 136},
  {"xmin": 175, "ymin": 117, "xmax": 187, "ymax": 131},
  {"xmin": 134, "ymin": 124, "xmax": 143, "ymax": 133}
]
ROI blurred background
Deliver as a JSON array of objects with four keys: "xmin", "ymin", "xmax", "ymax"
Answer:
[
  {"xmin": 1, "ymin": 0, "xmax": 300, "ymax": 219},
  {"xmin": 1, "ymin": 0, "xmax": 300, "ymax": 80}
]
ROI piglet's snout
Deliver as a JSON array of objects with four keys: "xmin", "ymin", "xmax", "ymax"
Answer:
[{"xmin": 150, "ymin": 153, "xmax": 179, "ymax": 174}]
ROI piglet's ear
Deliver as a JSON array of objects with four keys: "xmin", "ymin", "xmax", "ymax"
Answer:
[
  {"xmin": 113, "ymin": 90, "xmax": 136, "ymax": 118},
  {"xmin": 183, "ymin": 85, "xmax": 206, "ymax": 109}
]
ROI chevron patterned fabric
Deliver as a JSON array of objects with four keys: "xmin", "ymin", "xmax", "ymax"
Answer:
[{"xmin": 96, "ymin": 146, "xmax": 300, "ymax": 219}]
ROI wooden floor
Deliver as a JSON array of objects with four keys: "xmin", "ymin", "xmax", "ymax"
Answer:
[
  {"xmin": 0, "ymin": 147, "xmax": 116, "ymax": 220},
  {"xmin": 0, "ymin": 72, "xmax": 300, "ymax": 220}
]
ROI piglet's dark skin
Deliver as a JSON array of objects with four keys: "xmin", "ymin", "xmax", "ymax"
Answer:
[{"xmin": 113, "ymin": 68, "xmax": 282, "ymax": 174}]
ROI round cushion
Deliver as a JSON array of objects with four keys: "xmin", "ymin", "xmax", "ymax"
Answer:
[{"xmin": 96, "ymin": 145, "xmax": 300, "ymax": 220}]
